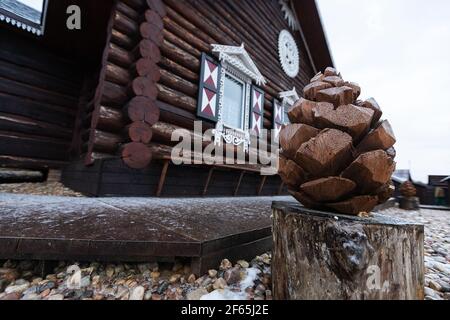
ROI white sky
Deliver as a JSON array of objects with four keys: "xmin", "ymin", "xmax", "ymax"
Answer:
[
  {"xmin": 316, "ymin": 0, "xmax": 450, "ymax": 183},
  {"xmin": 17, "ymin": 0, "xmax": 44, "ymax": 11}
]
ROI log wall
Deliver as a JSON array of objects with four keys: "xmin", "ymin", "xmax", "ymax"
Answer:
[
  {"xmin": 75, "ymin": 0, "xmax": 316, "ymax": 169},
  {"xmin": 63, "ymin": 0, "xmax": 317, "ymax": 196},
  {"xmin": 0, "ymin": 29, "xmax": 84, "ymax": 170}
]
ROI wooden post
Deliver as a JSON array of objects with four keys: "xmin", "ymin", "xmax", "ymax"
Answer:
[
  {"xmin": 156, "ymin": 160, "xmax": 169, "ymax": 197},
  {"xmin": 272, "ymin": 201, "xmax": 425, "ymax": 300}
]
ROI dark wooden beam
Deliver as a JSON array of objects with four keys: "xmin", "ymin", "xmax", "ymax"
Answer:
[
  {"xmin": 156, "ymin": 160, "xmax": 170, "ymax": 197},
  {"xmin": 202, "ymin": 168, "xmax": 214, "ymax": 196}
]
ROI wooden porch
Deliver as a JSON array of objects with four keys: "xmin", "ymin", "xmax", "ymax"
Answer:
[{"xmin": 0, "ymin": 193, "xmax": 290, "ymax": 274}]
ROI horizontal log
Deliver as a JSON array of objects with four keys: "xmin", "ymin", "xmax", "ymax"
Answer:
[
  {"xmin": 0, "ymin": 76, "xmax": 78, "ymax": 109},
  {"xmin": 163, "ymin": 16, "xmax": 210, "ymax": 53},
  {"xmin": 0, "ymin": 92, "xmax": 76, "ymax": 127},
  {"xmin": 160, "ymin": 40, "xmax": 199, "ymax": 72},
  {"xmin": 116, "ymin": 1, "xmax": 141, "ymax": 20},
  {"xmin": 159, "ymin": 68, "xmax": 198, "ymax": 97},
  {"xmin": 159, "ymin": 56, "xmax": 198, "ymax": 83},
  {"xmin": 158, "ymin": 100, "xmax": 205, "ymax": 130},
  {"xmin": 113, "ymin": 11, "xmax": 139, "ymax": 36},
  {"xmin": 84, "ymin": 151, "xmax": 116, "ymax": 166},
  {"xmin": 108, "ymin": 43, "xmax": 135, "ymax": 68},
  {"xmin": 122, "ymin": 0, "xmax": 146, "ymax": 10},
  {"xmin": 157, "ymin": 83, "xmax": 196, "ymax": 112},
  {"xmin": 0, "ymin": 131, "xmax": 69, "ymax": 161},
  {"xmin": 97, "ymin": 105, "xmax": 126, "ymax": 132},
  {"xmin": 102, "ymin": 81, "xmax": 129, "ymax": 106},
  {"xmin": 105, "ymin": 62, "xmax": 131, "ymax": 86},
  {"xmin": 147, "ymin": 142, "xmax": 272, "ymax": 173},
  {"xmin": 0, "ymin": 59, "xmax": 80, "ymax": 97},
  {"xmin": 162, "ymin": 28, "xmax": 201, "ymax": 58},
  {"xmin": 0, "ymin": 155, "xmax": 67, "ymax": 169},
  {"xmin": 0, "ymin": 112, "xmax": 72, "ymax": 140},
  {"xmin": 111, "ymin": 28, "xmax": 136, "ymax": 51},
  {"xmin": 85, "ymin": 129, "xmax": 124, "ymax": 154}
]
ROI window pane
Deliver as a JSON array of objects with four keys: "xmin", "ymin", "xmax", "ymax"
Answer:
[
  {"xmin": 223, "ymin": 75, "xmax": 244, "ymax": 129},
  {"xmin": 0, "ymin": 0, "xmax": 45, "ymax": 25}
]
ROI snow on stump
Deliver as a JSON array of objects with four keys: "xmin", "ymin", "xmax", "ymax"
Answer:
[{"xmin": 272, "ymin": 202, "xmax": 425, "ymax": 300}]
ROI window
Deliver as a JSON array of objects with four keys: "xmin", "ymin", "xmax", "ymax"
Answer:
[
  {"xmin": 283, "ymin": 108, "xmax": 291, "ymax": 125},
  {"xmin": 0, "ymin": 0, "xmax": 48, "ymax": 35},
  {"xmin": 197, "ymin": 44, "xmax": 266, "ymax": 150},
  {"xmin": 222, "ymin": 74, "xmax": 246, "ymax": 130}
]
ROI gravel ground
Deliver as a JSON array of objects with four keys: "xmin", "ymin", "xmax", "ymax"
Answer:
[
  {"xmin": 0, "ymin": 182, "xmax": 83, "ymax": 197},
  {"xmin": 0, "ymin": 184, "xmax": 448, "ymax": 300},
  {"xmin": 0, "ymin": 255, "xmax": 272, "ymax": 301}
]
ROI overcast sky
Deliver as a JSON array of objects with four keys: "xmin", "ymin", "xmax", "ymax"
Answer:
[{"xmin": 316, "ymin": 0, "xmax": 450, "ymax": 183}]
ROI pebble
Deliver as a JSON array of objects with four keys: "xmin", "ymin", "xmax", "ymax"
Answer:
[
  {"xmin": 151, "ymin": 293, "xmax": 162, "ymax": 301},
  {"xmin": 187, "ymin": 274, "xmax": 196, "ymax": 284},
  {"xmin": 47, "ymin": 294, "xmax": 64, "ymax": 300},
  {"xmin": 169, "ymin": 274, "xmax": 181, "ymax": 284},
  {"xmin": 80, "ymin": 276, "xmax": 91, "ymax": 288},
  {"xmin": 0, "ymin": 292, "xmax": 21, "ymax": 300},
  {"xmin": 213, "ymin": 278, "xmax": 227, "ymax": 290},
  {"xmin": 129, "ymin": 286, "xmax": 145, "ymax": 300},
  {"xmin": 220, "ymin": 259, "xmax": 232, "ymax": 270},
  {"xmin": 144, "ymin": 290, "xmax": 153, "ymax": 301},
  {"xmin": 208, "ymin": 269, "xmax": 218, "ymax": 278},
  {"xmin": 224, "ymin": 267, "xmax": 241, "ymax": 285},
  {"xmin": 237, "ymin": 260, "xmax": 250, "ymax": 269},
  {"xmin": 157, "ymin": 281, "xmax": 169, "ymax": 295},
  {"xmin": 5, "ymin": 283, "xmax": 29, "ymax": 294},
  {"xmin": 429, "ymin": 280, "xmax": 442, "ymax": 292},
  {"xmin": 21, "ymin": 293, "xmax": 41, "ymax": 300}
]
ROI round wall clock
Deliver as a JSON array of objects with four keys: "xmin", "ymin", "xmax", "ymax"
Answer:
[{"xmin": 278, "ymin": 30, "xmax": 300, "ymax": 78}]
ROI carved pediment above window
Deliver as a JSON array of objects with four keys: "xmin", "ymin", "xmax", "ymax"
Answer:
[
  {"xmin": 211, "ymin": 43, "xmax": 266, "ymax": 86},
  {"xmin": 279, "ymin": 87, "xmax": 300, "ymax": 108},
  {"xmin": 279, "ymin": 0, "xmax": 299, "ymax": 31}
]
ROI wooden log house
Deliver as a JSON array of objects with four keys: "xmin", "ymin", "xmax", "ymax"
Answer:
[{"xmin": 0, "ymin": 0, "xmax": 333, "ymax": 197}]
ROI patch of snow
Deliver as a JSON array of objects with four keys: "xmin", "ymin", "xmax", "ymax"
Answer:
[
  {"xmin": 200, "ymin": 289, "xmax": 247, "ymax": 300},
  {"xmin": 200, "ymin": 267, "xmax": 261, "ymax": 301},
  {"xmin": 240, "ymin": 268, "xmax": 261, "ymax": 290}
]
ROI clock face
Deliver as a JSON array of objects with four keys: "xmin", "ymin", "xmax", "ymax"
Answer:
[{"xmin": 278, "ymin": 30, "xmax": 300, "ymax": 78}]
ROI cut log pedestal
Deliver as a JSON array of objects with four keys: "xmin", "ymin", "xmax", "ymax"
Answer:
[{"xmin": 272, "ymin": 202, "xmax": 424, "ymax": 300}]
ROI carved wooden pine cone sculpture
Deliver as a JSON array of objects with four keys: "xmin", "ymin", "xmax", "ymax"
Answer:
[
  {"xmin": 279, "ymin": 67, "xmax": 397, "ymax": 216},
  {"xmin": 400, "ymin": 181, "xmax": 417, "ymax": 198}
]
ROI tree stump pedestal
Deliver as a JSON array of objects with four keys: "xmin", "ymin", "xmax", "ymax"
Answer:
[{"xmin": 272, "ymin": 201, "xmax": 424, "ymax": 300}]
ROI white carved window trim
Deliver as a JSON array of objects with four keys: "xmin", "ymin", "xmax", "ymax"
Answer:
[
  {"xmin": 211, "ymin": 44, "xmax": 266, "ymax": 151},
  {"xmin": 280, "ymin": 87, "xmax": 300, "ymax": 124},
  {"xmin": 0, "ymin": 0, "xmax": 49, "ymax": 36}
]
